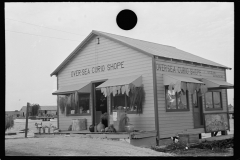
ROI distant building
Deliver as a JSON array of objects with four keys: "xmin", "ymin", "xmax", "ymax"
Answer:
[
  {"xmin": 5, "ymin": 110, "xmax": 20, "ymax": 118},
  {"xmin": 38, "ymin": 106, "xmax": 57, "ymax": 116},
  {"xmin": 20, "ymin": 106, "xmax": 32, "ymax": 117},
  {"xmin": 20, "ymin": 105, "xmax": 57, "ymax": 117}
]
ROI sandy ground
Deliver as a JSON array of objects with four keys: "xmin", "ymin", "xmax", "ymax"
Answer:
[
  {"xmin": 5, "ymin": 135, "xmax": 172, "ymax": 156},
  {"xmin": 5, "ymin": 119, "xmax": 234, "ymax": 156}
]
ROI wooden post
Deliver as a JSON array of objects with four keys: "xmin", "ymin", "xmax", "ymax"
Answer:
[
  {"xmin": 211, "ymin": 132, "xmax": 214, "ymax": 137},
  {"xmin": 25, "ymin": 102, "xmax": 30, "ymax": 138}
]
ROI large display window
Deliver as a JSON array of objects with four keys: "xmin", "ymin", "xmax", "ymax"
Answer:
[
  {"xmin": 205, "ymin": 91, "xmax": 222, "ymax": 110},
  {"xmin": 58, "ymin": 93, "xmax": 91, "ymax": 116}
]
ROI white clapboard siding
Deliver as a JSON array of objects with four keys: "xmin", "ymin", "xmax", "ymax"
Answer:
[
  {"xmin": 57, "ymin": 35, "xmax": 155, "ymax": 131},
  {"xmin": 156, "ymin": 59, "xmax": 227, "ymax": 138}
]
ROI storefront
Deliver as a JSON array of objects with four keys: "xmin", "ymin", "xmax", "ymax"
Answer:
[{"xmin": 51, "ymin": 30, "xmax": 233, "ymax": 141}]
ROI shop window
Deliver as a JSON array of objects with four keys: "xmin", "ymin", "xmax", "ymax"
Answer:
[
  {"xmin": 63, "ymin": 93, "xmax": 90, "ymax": 116},
  {"xmin": 205, "ymin": 91, "xmax": 222, "ymax": 110},
  {"xmin": 111, "ymin": 93, "xmax": 131, "ymax": 113},
  {"xmin": 110, "ymin": 92, "xmax": 142, "ymax": 114},
  {"xmin": 78, "ymin": 93, "xmax": 90, "ymax": 114},
  {"xmin": 165, "ymin": 86, "xmax": 189, "ymax": 112}
]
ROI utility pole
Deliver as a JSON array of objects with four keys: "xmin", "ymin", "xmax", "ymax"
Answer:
[{"xmin": 25, "ymin": 102, "xmax": 30, "ymax": 138}]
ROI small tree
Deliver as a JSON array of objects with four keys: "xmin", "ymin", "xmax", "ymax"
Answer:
[{"xmin": 30, "ymin": 104, "xmax": 40, "ymax": 116}]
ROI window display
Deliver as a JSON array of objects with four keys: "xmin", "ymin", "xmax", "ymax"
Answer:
[
  {"xmin": 165, "ymin": 86, "xmax": 189, "ymax": 111},
  {"xmin": 59, "ymin": 93, "xmax": 90, "ymax": 115}
]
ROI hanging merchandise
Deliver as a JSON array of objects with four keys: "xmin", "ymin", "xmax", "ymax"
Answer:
[
  {"xmin": 112, "ymin": 86, "xmax": 117, "ymax": 96},
  {"xmin": 74, "ymin": 91, "xmax": 79, "ymax": 113},
  {"xmin": 174, "ymin": 81, "xmax": 181, "ymax": 93},
  {"xmin": 181, "ymin": 82, "xmax": 187, "ymax": 93},
  {"xmin": 125, "ymin": 84, "xmax": 130, "ymax": 96},
  {"xmin": 181, "ymin": 89, "xmax": 186, "ymax": 95},
  {"xmin": 193, "ymin": 90, "xmax": 197, "ymax": 104},
  {"xmin": 168, "ymin": 82, "xmax": 174, "ymax": 92},
  {"xmin": 109, "ymin": 86, "xmax": 113, "ymax": 95},
  {"xmin": 129, "ymin": 83, "xmax": 134, "ymax": 90},
  {"xmin": 200, "ymin": 84, "xmax": 208, "ymax": 94},
  {"xmin": 187, "ymin": 83, "xmax": 196, "ymax": 94},
  {"xmin": 116, "ymin": 86, "xmax": 121, "ymax": 95},
  {"xmin": 196, "ymin": 84, "xmax": 201, "ymax": 92},
  {"xmin": 121, "ymin": 85, "xmax": 126, "ymax": 95},
  {"xmin": 101, "ymin": 88, "xmax": 107, "ymax": 97}
]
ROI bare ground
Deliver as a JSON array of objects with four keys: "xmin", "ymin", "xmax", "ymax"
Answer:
[{"xmin": 5, "ymin": 135, "xmax": 172, "ymax": 156}]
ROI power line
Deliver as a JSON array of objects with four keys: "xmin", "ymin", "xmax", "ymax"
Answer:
[
  {"xmin": 5, "ymin": 30, "xmax": 81, "ymax": 42},
  {"xmin": 5, "ymin": 18, "xmax": 87, "ymax": 37}
]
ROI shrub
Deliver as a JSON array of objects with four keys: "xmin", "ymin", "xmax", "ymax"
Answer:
[
  {"xmin": 5, "ymin": 115, "xmax": 14, "ymax": 131},
  {"xmin": 190, "ymin": 138, "xmax": 233, "ymax": 150}
]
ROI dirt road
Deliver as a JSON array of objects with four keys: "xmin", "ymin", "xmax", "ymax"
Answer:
[{"xmin": 5, "ymin": 135, "xmax": 172, "ymax": 156}]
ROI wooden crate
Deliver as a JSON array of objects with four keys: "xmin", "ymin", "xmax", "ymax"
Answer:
[
  {"xmin": 178, "ymin": 133, "xmax": 199, "ymax": 144},
  {"xmin": 189, "ymin": 134, "xmax": 199, "ymax": 144},
  {"xmin": 72, "ymin": 119, "xmax": 87, "ymax": 131},
  {"xmin": 130, "ymin": 136, "xmax": 156, "ymax": 148}
]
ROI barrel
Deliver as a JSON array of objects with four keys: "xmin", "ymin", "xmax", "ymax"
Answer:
[
  {"xmin": 113, "ymin": 110, "xmax": 127, "ymax": 132},
  {"xmin": 71, "ymin": 119, "xmax": 87, "ymax": 131}
]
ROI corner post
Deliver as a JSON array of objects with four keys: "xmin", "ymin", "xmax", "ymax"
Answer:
[
  {"xmin": 57, "ymin": 75, "xmax": 60, "ymax": 129},
  {"xmin": 152, "ymin": 56, "xmax": 160, "ymax": 145}
]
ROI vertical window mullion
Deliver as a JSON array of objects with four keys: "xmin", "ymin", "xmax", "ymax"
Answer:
[
  {"xmin": 165, "ymin": 86, "xmax": 167, "ymax": 110},
  {"xmin": 220, "ymin": 92, "xmax": 222, "ymax": 108},
  {"xmin": 125, "ymin": 93, "xmax": 127, "ymax": 109},
  {"xmin": 212, "ymin": 92, "xmax": 214, "ymax": 109},
  {"xmin": 176, "ymin": 92, "xmax": 178, "ymax": 110},
  {"xmin": 112, "ymin": 94, "xmax": 114, "ymax": 112}
]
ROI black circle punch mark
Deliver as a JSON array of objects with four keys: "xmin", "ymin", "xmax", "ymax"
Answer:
[{"xmin": 116, "ymin": 9, "xmax": 137, "ymax": 30}]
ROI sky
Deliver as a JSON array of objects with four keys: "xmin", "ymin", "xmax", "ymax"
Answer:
[{"xmin": 5, "ymin": 2, "xmax": 234, "ymax": 111}]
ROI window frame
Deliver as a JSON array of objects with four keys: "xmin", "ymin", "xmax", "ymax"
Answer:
[
  {"xmin": 110, "ymin": 92, "xmax": 139, "ymax": 114},
  {"xmin": 66, "ymin": 93, "xmax": 91, "ymax": 116},
  {"xmin": 205, "ymin": 91, "xmax": 223, "ymax": 111},
  {"xmin": 165, "ymin": 86, "xmax": 190, "ymax": 112}
]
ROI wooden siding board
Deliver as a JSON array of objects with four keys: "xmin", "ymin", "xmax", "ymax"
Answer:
[
  {"xmin": 156, "ymin": 60, "xmax": 227, "ymax": 138},
  {"xmin": 57, "ymin": 36, "xmax": 155, "ymax": 131}
]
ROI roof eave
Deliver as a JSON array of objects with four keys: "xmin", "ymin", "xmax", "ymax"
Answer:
[
  {"xmin": 154, "ymin": 56, "xmax": 231, "ymax": 70},
  {"xmin": 50, "ymin": 30, "xmax": 153, "ymax": 77},
  {"xmin": 50, "ymin": 31, "xmax": 97, "ymax": 77},
  {"xmin": 92, "ymin": 30, "xmax": 153, "ymax": 57}
]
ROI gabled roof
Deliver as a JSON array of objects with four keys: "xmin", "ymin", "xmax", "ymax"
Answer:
[
  {"xmin": 39, "ymin": 106, "xmax": 57, "ymax": 111},
  {"xmin": 50, "ymin": 30, "xmax": 231, "ymax": 76},
  {"xmin": 20, "ymin": 106, "xmax": 27, "ymax": 111}
]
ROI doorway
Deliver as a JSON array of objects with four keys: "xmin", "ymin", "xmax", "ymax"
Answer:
[
  {"xmin": 92, "ymin": 81, "xmax": 108, "ymax": 128},
  {"xmin": 192, "ymin": 90, "xmax": 204, "ymax": 128}
]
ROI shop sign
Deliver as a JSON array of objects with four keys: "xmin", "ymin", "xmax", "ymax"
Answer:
[
  {"xmin": 204, "ymin": 113, "xmax": 229, "ymax": 133},
  {"xmin": 71, "ymin": 61, "xmax": 124, "ymax": 77},
  {"xmin": 156, "ymin": 63, "xmax": 224, "ymax": 78}
]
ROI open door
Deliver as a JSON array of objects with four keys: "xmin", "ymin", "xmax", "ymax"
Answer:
[
  {"xmin": 192, "ymin": 90, "xmax": 204, "ymax": 128},
  {"xmin": 92, "ymin": 81, "xmax": 108, "ymax": 128}
]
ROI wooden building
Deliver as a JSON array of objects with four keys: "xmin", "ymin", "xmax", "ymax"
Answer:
[
  {"xmin": 20, "ymin": 106, "xmax": 32, "ymax": 117},
  {"xmin": 38, "ymin": 106, "xmax": 57, "ymax": 115},
  {"xmin": 51, "ymin": 30, "xmax": 233, "ymax": 143}
]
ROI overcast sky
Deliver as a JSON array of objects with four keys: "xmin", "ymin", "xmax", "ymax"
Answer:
[{"xmin": 5, "ymin": 2, "xmax": 234, "ymax": 111}]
